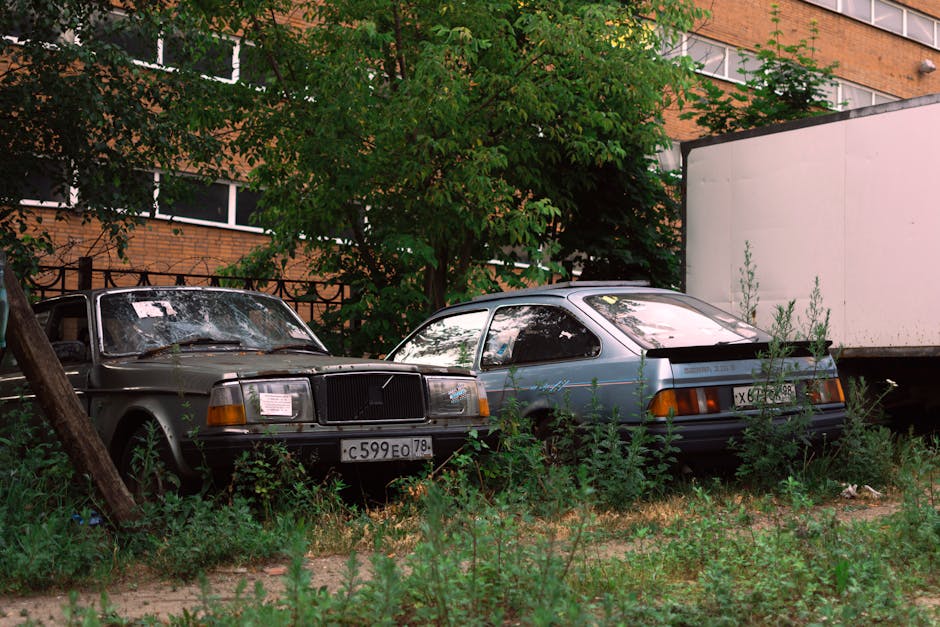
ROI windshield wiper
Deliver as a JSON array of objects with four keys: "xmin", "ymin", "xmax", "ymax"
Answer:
[
  {"xmin": 265, "ymin": 342, "xmax": 329, "ymax": 355},
  {"xmin": 138, "ymin": 336, "xmax": 242, "ymax": 358}
]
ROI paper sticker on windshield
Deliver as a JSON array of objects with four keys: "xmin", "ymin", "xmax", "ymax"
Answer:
[
  {"xmin": 259, "ymin": 393, "xmax": 293, "ymax": 416},
  {"xmin": 132, "ymin": 301, "xmax": 176, "ymax": 318}
]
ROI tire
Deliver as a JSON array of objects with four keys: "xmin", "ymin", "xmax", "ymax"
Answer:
[
  {"xmin": 118, "ymin": 421, "xmax": 180, "ymax": 500},
  {"xmin": 534, "ymin": 413, "xmax": 572, "ymax": 464}
]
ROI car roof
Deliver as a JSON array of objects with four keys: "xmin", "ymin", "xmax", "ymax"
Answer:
[
  {"xmin": 467, "ymin": 280, "xmax": 659, "ymax": 304},
  {"xmin": 35, "ymin": 285, "xmax": 277, "ymax": 306}
]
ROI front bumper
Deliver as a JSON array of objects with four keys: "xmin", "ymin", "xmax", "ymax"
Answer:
[{"xmin": 180, "ymin": 424, "xmax": 493, "ymax": 475}]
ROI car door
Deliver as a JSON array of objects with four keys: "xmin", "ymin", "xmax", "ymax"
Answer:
[
  {"xmin": 0, "ymin": 295, "xmax": 94, "ymax": 415},
  {"xmin": 477, "ymin": 304, "xmax": 602, "ymax": 418}
]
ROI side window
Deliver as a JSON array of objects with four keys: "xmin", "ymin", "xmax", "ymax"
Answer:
[
  {"xmin": 44, "ymin": 299, "xmax": 91, "ymax": 364},
  {"xmin": 482, "ymin": 305, "xmax": 600, "ymax": 368},
  {"xmin": 390, "ymin": 310, "xmax": 489, "ymax": 368}
]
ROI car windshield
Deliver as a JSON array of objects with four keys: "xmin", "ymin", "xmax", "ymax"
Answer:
[
  {"xmin": 97, "ymin": 288, "xmax": 327, "ymax": 356},
  {"xmin": 584, "ymin": 293, "xmax": 769, "ymax": 349}
]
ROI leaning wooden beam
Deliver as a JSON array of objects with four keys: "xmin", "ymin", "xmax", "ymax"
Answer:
[{"xmin": 3, "ymin": 267, "xmax": 139, "ymax": 524}]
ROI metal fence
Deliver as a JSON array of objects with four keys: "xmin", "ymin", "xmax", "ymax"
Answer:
[{"xmin": 30, "ymin": 257, "xmax": 355, "ymax": 340}]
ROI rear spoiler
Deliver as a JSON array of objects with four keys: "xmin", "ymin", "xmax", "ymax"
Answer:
[{"xmin": 645, "ymin": 340, "xmax": 832, "ymax": 364}]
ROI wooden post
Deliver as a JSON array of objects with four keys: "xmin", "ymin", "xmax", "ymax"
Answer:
[{"xmin": 3, "ymin": 266, "xmax": 139, "ymax": 524}]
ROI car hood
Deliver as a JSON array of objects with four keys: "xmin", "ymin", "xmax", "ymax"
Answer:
[{"xmin": 93, "ymin": 350, "xmax": 472, "ymax": 393}]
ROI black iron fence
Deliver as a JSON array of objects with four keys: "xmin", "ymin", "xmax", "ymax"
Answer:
[{"xmin": 30, "ymin": 257, "xmax": 355, "ymax": 344}]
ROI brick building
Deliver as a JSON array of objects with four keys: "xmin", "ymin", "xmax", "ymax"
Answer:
[{"xmin": 16, "ymin": 0, "xmax": 940, "ymax": 279}]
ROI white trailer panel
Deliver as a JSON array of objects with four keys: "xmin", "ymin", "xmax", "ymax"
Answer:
[{"xmin": 683, "ymin": 95, "xmax": 940, "ymax": 353}]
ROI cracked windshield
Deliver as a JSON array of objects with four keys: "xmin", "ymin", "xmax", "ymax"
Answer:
[{"xmin": 98, "ymin": 289, "xmax": 323, "ymax": 356}]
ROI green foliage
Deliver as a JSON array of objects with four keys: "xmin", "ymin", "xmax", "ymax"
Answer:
[
  {"xmin": 821, "ymin": 377, "xmax": 896, "ymax": 487},
  {"xmin": 0, "ymin": 403, "xmax": 115, "ymax": 592},
  {"xmin": 228, "ymin": 441, "xmax": 348, "ymax": 522},
  {"xmin": 214, "ymin": 0, "xmax": 704, "ymax": 354},
  {"xmin": 4, "ymin": 385, "xmax": 939, "ymax": 625},
  {"xmin": 681, "ymin": 4, "xmax": 839, "ymax": 137},
  {"xmin": 733, "ymin": 301, "xmax": 816, "ymax": 484},
  {"xmin": 0, "ymin": 0, "xmax": 245, "ymax": 275},
  {"xmin": 731, "ymin": 243, "xmax": 899, "ymax": 493},
  {"xmin": 132, "ymin": 494, "xmax": 284, "ymax": 580}
]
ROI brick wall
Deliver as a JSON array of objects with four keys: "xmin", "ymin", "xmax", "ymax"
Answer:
[
  {"xmin": 666, "ymin": 0, "xmax": 940, "ymax": 141},
  {"xmin": 40, "ymin": 209, "xmax": 315, "ymax": 281}
]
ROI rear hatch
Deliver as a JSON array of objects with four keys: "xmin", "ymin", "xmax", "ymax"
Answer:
[{"xmin": 644, "ymin": 341, "xmax": 845, "ymax": 420}]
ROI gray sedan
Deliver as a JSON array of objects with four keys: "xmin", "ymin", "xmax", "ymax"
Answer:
[{"xmin": 388, "ymin": 282, "xmax": 846, "ymax": 453}]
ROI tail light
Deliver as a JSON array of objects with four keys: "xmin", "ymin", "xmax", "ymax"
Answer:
[
  {"xmin": 807, "ymin": 377, "xmax": 845, "ymax": 405},
  {"xmin": 649, "ymin": 387, "xmax": 721, "ymax": 418}
]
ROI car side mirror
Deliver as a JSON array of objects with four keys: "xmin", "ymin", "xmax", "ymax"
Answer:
[{"xmin": 52, "ymin": 340, "xmax": 88, "ymax": 364}]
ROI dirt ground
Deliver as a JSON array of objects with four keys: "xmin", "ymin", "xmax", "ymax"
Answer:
[{"xmin": 0, "ymin": 499, "xmax": 931, "ymax": 625}]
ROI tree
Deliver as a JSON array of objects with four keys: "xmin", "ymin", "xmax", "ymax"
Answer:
[
  {"xmin": 681, "ymin": 5, "xmax": 839, "ymax": 136},
  {"xmin": 211, "ymin": 0, "xmax": 704, "ymax": 354},
  {"xmin": 0, "ymin": 0, "xmax": 239, "ymax": 277}
]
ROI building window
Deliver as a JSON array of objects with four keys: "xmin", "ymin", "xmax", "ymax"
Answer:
[
  {"xmin": 89, "ymin": 11, "xmax": 158, "ymax": 64},
  {"xmin": 3, "ymin": 8, "xmax": 61, "ymax": 43},
  {"xmin": 686, "ymin": 37, "xmax": 726, "ymax": 76},
  {"xmin": 908, "ymin": 13, "xmax": 936, "ymax": 46},
  {"xmin": 668, "ymin": 31, "xmax": 898, "ymax": 113},
  {"xmin": 804, "ymin": 0, "xmax": 940, "ymax": 50},
  {"xmin": 873, "ymin": 0, "xmax": 903, "ymax": 34},
  {"xmin": 235, "ymin": 187, "xmax": 263, "ymax": 227},
  {"xmin": 844, "ymin": 0, "xmax": 872, "ymax": 22},
  {"xmin": 157, "ymin": 175, "xmax": 230, "ymax": 223},
  {"xmin": 238, "ymin": 42, "xmax": 274, "ymax": 87},
  {"xmin": 163, "ymin": 30, "xmax": 236, "ymax": 81},
  {"xmin": 23, "ymin": 158, "xmax": 69, "ymax": 205}
]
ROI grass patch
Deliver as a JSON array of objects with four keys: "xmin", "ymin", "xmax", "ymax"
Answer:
[{"xmin": 2, "ymin": 388, "xmax": 938, "ymax": 625}]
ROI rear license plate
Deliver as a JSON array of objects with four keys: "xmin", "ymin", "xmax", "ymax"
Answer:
[
  {"xmin": 341, "ymin": 436, "xmax": 433, "ymax": 462},
  {"xmin": 733, "ymin": 383, "xmax": 797, "ymax": 408}
]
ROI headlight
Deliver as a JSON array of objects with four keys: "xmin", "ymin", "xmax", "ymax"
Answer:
[
  {"xmin": 426, "ymin": 377, "xmax": 490, "ymax": 418},
  {"xmin": 242, "ymin": 378, "xmax": 314, "ymax": 422},
  {"xmin": 208, "ymin": 382, "xmax": 247, "ymax": 426},
  {"xmin": 207, "ymin": 378, "xmax": 314, "ymax": 426}
]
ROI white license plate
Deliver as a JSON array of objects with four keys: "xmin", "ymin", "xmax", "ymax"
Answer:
[
  {"xmin": 341, "ymin": 436, "xmax": 434, "ymax": 463},
  {"xmin": 733, "ymin": 383, "xmax": 797, "ymax": 408}
]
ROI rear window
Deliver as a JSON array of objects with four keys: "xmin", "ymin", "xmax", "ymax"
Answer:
[{"xmin": 584, "ymin": 293, "xmax": 768, "ymax": 349}]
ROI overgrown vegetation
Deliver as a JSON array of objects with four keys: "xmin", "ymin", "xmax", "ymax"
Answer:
[
  {"xmin": 5, "ymin": 244, "xmax": 936, "ymax": 624},
  {"xmin": 2, "ymin": 377, "xmax": 938, "ymax": 624}
]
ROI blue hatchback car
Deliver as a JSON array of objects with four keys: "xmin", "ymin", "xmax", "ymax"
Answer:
[{"xmin": 388, "ymin": 282, "xmax": 847, "ymax": 453}]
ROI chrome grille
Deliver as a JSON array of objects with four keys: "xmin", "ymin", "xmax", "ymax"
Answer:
[{"xmin": 316, "ymin": 372, "xmax": 425, "ymax": 423}]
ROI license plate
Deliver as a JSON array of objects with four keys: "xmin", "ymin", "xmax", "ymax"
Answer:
[
  {"xmin": 733, "ymin": 383, "xmax": 797, "ymax": 408},
  {"xmin": 341, "ymin": 436, "xmax": 434, "ymax": 463}
]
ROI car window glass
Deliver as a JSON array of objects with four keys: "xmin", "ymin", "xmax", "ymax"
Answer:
[
  {"xmin": 482, "ymin": 305, "xmax": 600, "ymax": 368},
  {"xmin": 390, "ymin": 310, "xmax": 488, "ymax": 368},
  {"xmin": 44, "ymin": 300, "xmax": 90, "ymax": 363},
  {"xmin": 97, "ymin": 289, "xmax": 324, "ymax": 355},
  {"xmin": 584, "ymin": 293, "xmax": 768, "ymax": 349},
  {"xmin": 0, "ymin": 349, "xmax": 16, "ymax": 370}
]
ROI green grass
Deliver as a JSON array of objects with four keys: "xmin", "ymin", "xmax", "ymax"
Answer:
[{"xmin": 1, "ymin": 391, "xmax": 938, "ymax": 625}]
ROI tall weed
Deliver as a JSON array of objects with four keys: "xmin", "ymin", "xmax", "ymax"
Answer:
[{"xmin": 0, "ymin": 404, "xmax": 116, "ymax": 592}]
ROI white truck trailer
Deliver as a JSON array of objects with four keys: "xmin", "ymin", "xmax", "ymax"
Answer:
[{"xmin": 682, "ymin": 93, "xmax": 940, "ymax": 416}]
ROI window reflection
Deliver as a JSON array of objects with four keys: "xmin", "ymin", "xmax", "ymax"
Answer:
[
  {"xmin": 391, "ymin": 310, "xmax": 488, "ymax": 368},
  {"xmin": 585, "ymin": 293, "xmax": 768, "ymax": 349},
  {"xmin": 482, "ymin": 305, "xmax": 600, "ymax": 367}
]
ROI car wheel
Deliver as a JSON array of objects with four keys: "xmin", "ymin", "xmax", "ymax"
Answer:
[
  {"xmin": 118, "ymin": 421, "xmax": 180, "ymax": 500},
  {"xmin": 533, "ymin": 413, "xmax": 577, "ymax": 464}
]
